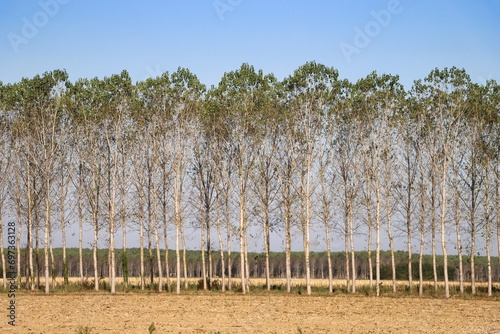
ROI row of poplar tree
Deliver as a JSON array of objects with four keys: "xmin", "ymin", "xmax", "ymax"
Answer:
[{"xmin": 0, "ymin": 62, "xmax": 499, "ymax": 297}]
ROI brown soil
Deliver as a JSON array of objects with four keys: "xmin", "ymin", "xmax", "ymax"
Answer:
[{"xmin": 3, "ymin": 292, "xmax": 500, "ymax": 333}]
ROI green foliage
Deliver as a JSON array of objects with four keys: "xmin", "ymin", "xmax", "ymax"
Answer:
[
  {"xmin": 76, "ymin": 325, "xmax": 92, "ymax": 334},
  {"xmin": 122, "ymin": 250, "xmax": 129, "ymax": 286},
  {"xmin": 63, "ymin": 262, "xmax": 69, "ymax": 285},
  {"xmin": 148, "ymin": 322, "xmax": 156, "ymax": 334}
]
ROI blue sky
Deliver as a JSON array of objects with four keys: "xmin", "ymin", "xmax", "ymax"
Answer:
[
  {"xmin": 1, "ymin": 0, "xmax": 499, "ymax": 89},
  {"xmin": 1, "ymin": 1, "xmax": 500, "ymax": 253}
]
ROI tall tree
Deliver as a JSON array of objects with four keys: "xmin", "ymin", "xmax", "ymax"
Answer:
[
  {"xmin": 251, "ymin": 76, "xmax": 281, "ymax": 292},
  {"xmin": 355, "ymin": 72, "xmax": 404, "ymax": 295},
  {"xmin": 0, "ymin": 82, "xmax": 11, "ymax": 289},
  {"xmin": 419, "ymin": 67, "xmax": 469, "ymax": 297},
  {"xmin": 8, "ymin": 71, "xmax": 69, "ymax": 293},
  {"xmin": 284, "ymin": 62, "xmax": 339, "ymax": 295},
  {"xmin": 209, "ymin": 64, "xmax": 272, "ymax": 293},
  {"xmin": 168, "ymin": 68, "xmax": 205, "ymax": 293},
  {"xmin": 395, "ymin": 97, "xmax": 419, "ymax": 292}
]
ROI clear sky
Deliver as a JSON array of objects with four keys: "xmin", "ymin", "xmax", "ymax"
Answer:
[
  {"xmin": 1, "ymin": 1, "xmax": 500, "ymax": 254},
  {"xmin": 1, "ymin": 0, "xmax": 499, "ymax": 89}
]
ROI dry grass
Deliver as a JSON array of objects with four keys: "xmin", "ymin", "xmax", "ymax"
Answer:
[{"xmin": 43, "ymin": 276, "xmax": 498, "ymax": 292}]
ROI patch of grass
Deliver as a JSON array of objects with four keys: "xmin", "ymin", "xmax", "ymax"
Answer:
[
  {"xmin": 148, "ymin": 322, "xmax": 156, "ymax": 334},
  {"xmin": 76, "ymin": 325, "xmax": 92, "ymax": 334},
  {"xmin": 359, "ymin": 284, "xmax": 373, "ymax": 296}
]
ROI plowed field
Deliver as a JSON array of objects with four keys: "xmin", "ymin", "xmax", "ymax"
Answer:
[{"xmin": 3, "ymin": 292, "xmax": 500, "ymax": 333}]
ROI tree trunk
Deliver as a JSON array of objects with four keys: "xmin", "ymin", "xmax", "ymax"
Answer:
[
  {"xmin": 225, "ymin": 194, "xmax": 232, "ymax": 291},
  {"xmin": 440, "ymin": 152, "xmax": 449, "ymax": 298},
  {"xmin": 78, "ymin": 163, "xmax": 84, "ymax": 285},
  {"xmin": 216, "ymin": 196, "xmax": 226, "ymax": 292},
  {"xmin": 405, "ymin": 150, "xmax": 413, "ymax": 292},
  {"xmin": 349, "ymin": 202, "xmax": 356, "ymax": 293},
  {"xmin": 375, "ymin": 179, "xmax": 381, "ymax": 297},
  {"xmin": 385, "ymin": 164, "xmax": 396, "ymax": 293},
  {"xmin": 244, "ymin": 231, "xmax": 250, "ymax": 292},
  {"xmin": 109, "ymin": 208, "xmax": 116, "ymax": 294},
  {"xmin": 452, "ymin": 162, "xmax": 464, "ymax": 293},
  {"xmin": 175, "ymin": 218, "xmax": 181, "ymax": 294},
  {"xmin": 431, "ymin": 171, "xmax": 438, "ymax": 292},
  {"xmin": 108, "ymin": 160, "xmax": 117, "ymax": 294},
  {"xmin": 181, "ymin": 223, "xmax": 188, "ymax": 290},
  {"xmin": 121, "ymin": 161, "xmax": 128, "ymax": 288},
  {"xmin": 61, "ymin": 171, "xmax": 68, "ymax": 286},
  {"xmin": 139, "ymin": 184, "xmax": 145, "ymax": 291},
  {"xmin": 419, "ymin": 199, "xmax": 425, "ymax": 297},
  {"xmin": 27, "ymin": 161, "xmax": 35, "ymax": 290},
  {"xmin": 281, "ymin": 159, "xmax": 292, "ymax": 293},
  {"xmin": 418, "ymin": 147, "xmax": 426, "ymax": 297},
  {"xmin": 496, "ymin": 159, "xmax": 500, "ymax": 283},
  {"xmin": 147, "ymin": 162, "xmax": 154, "ymax": 287},
  {"xmin": 163, "ymin": 205, "xmax": 170, "ymax": 289},
  {"xmin": 484, "ymin": 168, "xmax": 492, "ymax": 296},
  {"xmin": 470, "ymin": 198, "xmax": 476, "ymax": 294},
  {"xmin": 387, "ymin": 203, "xmax": 396, "ymax": 293},
  {"xmin": 239, "ymin": 172, "xmax": 247, "ymax": 294},
  {"xmin": 344, "ymin": 203, "xmax": 350, "ymax": 292},
  {"xmin": 322, "ymin": 191, "xmax": 333, "ymax": 293},
  {"xmin": 14, "ymin": 172, "xmax": 23, "ymax": 288},
  {"xmin": 93, "ymin": 207, "xmax": 99, "ymax": 291},
  {"xmin": 44, "ymin": 179, "xmax": 51, "ymax": 294},
  {"xmin": 206, "ymin": 206, "xmax": 213, "ymax": 290},
  {"xmin": 153, "ymin": 180, "xmax": 162, "ymax": 292},
  {"xmin": 35, "ymin": 211, "xmax": 40, "ymax": 289},
  {"xmin": 367, "ymin": 199, "xmax": 374, "ymax": 290},
  {"xmin": 48, "ymin": 220, "xmax": 55, "ymax": 289},
  {"xmin": 285, "ymin": 202, "xmax": 292, "ymax": 293},
  {"xmin": 264, "ymin": 202, "xmax": 271, "ymax": 292},
  {"xmin": 201, "ymin": 201, "xmax": 207, "ymax": 290}
]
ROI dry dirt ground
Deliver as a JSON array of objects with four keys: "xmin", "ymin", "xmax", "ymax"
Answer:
[{"xmin": 2, "ymin": 291, "xmax": 500, "ymax": 334}]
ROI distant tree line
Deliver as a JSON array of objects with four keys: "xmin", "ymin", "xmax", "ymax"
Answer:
[
  {"xmin": 0, "ymin": 63, "xmax": 499, "ymax": 297},
  {"xmin": 3, "ymin": 248, "xmax": 498, "ymax": 286}
]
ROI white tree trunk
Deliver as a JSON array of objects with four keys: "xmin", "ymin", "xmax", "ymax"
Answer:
[
  {"xmin": 78, "ymin": 164, "xmax": 84, "ymax": 285},
  {"xmin": 93, "ymin": 208, "xmax": 99, "ymax": 291},
  {"xmin": 375, "ymin": 179, "xmax": 381, "ymax": 297},
  {"xmin": 216, "ymin": 197, "xmax": 226, "ymax": 292},
  {"xmin": 200, "ymin": 202, "xmax": 207, "ymax": 290},
  {"xmin": 440, "ymin": 155, "xmax": 449, "ymax": 298},
  {"xmin": 139, "ymin": 188, "xmax": 145, "ymax": 290},
  {"xmin": 431, "ymin": 172, "xmax": 438, "ymax": 292},
  {"xmin": 484, "ymin": 169, "xmax": 492, "ymax": 296},
  {"xmin": 496, "ymin": 161, "xmax": 500, "ymax": 283},
  {"xmin": 452, "ymin": 164, "xmax": 464, "ymax": 294},
  {"xmin": 239, "ymin": 171, "xmax": 247, "ymax": 294},
  {"xmin": 44, "ymin": 184, "xmax": 50, "ymax": 294},
  {"xmin": 181, "ymin": 223, "xmax": 188, "ymax": 290},
  {"xmin": 349, "ymin": 204, "xmax": 356, "ymax": 293},
  {"xmin": 153, "ymin": 182, "xmax": 162, "ymax": 292},
  {"xmin": 225, "ymin": 195, "xmax": 232, "ymax": 291}
]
